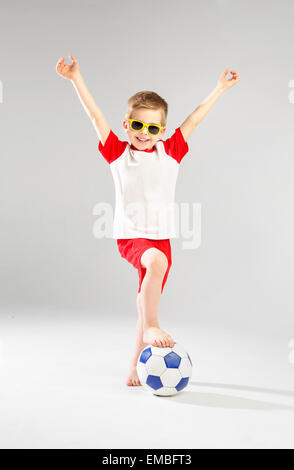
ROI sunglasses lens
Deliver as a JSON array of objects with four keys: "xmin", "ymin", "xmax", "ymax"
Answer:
[
  {"xmin": 131, "ymin": 120, "xmax": 143, "ymax": 131},
  {"xmin": 149, "ymin": 125, "xmax": 160, "ymax": 135}
]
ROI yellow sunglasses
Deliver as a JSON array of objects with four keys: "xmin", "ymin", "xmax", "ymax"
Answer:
[{"xmin": 126, "ymin": 118, "xmax": 164, "ymax": 136}]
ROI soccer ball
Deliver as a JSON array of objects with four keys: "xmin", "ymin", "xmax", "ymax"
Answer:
[{"xmin": 136, "ymin": 342, "xmax": 193, "ymax": 396}]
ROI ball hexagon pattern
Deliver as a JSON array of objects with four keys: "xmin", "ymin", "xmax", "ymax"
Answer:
[{"xmin": 136, "ymin": 342, "xmax": 193, "ymax": 396}]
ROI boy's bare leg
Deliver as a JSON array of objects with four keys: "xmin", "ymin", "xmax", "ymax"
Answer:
[
  {"xmin": 126, "ymin": 250, "xmax": 175, "ymax": 387},
  {"xmin": 126, "ymin": 293, "xmax": 149, "ymax": 386},
  {"xmin": 140, "ymin": 251, "xmax": 175, "ymax": 348}
]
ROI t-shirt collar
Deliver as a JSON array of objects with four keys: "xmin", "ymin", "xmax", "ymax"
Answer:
[{"xmin": 130, "ymin": 142, "xmax": 155, "ymax": 152}]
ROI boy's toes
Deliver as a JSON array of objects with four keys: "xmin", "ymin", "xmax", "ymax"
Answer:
[
  {"xmin": 160, "ymin": 336, "xmax": 166, "ymax": 347},
  {"xmin": 126, "ymin": 377, "xmax": 141, "ymax": 386},
  {"xmin": 163, "ymin": 336, "xmax": 169, "ymax": 347},
  {"xmin": 161, "ymin": 335, "xmax": 170, "ymax": 347}
]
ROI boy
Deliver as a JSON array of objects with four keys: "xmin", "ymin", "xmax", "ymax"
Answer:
[{"xmin": 56, "ymin": 55, "xmax": 240, "ymax": 386}]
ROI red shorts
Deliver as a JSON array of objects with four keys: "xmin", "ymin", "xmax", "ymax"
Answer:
[{"xmin": 116, "ymin": 238, "xmax": 172, "ymax": 294}]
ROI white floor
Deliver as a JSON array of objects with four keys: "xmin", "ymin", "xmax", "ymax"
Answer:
[{"xmin": 0, "ymin": 309, "xmax": 294, "ymax": 449}]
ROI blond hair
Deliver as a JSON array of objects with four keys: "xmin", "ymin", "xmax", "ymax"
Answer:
[{"xmin": 125, "ymin": 91, "xmax": 168, "ymax": 127}]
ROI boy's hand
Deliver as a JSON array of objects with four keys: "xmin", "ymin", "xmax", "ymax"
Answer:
[
  {"xmin": 56, "ymin": 55, "xmax": 80, "ymax": 80},
  {"xmin": 217, "ymin": 69, "xmax": 240, "ymax": 91}
]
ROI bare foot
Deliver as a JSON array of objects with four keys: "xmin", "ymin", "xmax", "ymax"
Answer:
[
  {"xmin": 126, "ymin": 364, "xmax": 142, "ymax": 386},
  {"xmin": 143, "ymin": 326, "xmax": 175, "ymax": 348}
]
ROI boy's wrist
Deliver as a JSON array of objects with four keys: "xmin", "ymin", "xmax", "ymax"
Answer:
[
  {"xmin": 71, "ymin": 70, "xmax": 82, "ymax": 83},
  {"xmin": 216, "ymin": 82, "xmax": 226, "ymax": 93}
]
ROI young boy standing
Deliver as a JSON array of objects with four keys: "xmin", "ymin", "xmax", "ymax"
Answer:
[{"xmin": 56, "ymin": 55, "xmax": 240, "ymax": 386}]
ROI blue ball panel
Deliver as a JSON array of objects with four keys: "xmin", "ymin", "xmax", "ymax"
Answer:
[
  {"xmin": 187, "ymin": 352, "xmax": 192, "ymax": 366},
  {"xmin": 146, "ymin": 375, "xmax": 163, "ymax": 390},
  {"xmin": 139, "ymin": 347, "xmax": 152, "ymax": 364},
  {"xmin": 164, "ymin": 351, "xmax": 181, "ymax": 368},
  {"xmin": 176, "ymin": 377, "xmax": 189, "ymax": 391}
]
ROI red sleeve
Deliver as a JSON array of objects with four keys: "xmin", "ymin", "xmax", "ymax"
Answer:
[
  {"xmin": 162, "ymin": 127, "xmax": 189, "ymax": 164},
  {"xmin": 98, "ymin": 130, "xmax": 128, "ymax": 164}
]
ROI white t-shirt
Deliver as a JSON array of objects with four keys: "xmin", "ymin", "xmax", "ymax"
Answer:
[{"xmin": 98, "ymin": 127, "xmax": 189, "ymax": 239}]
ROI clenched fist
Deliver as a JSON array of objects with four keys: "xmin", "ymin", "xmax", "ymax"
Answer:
[
  {"xmin": 56, "ymin": 55, "xmax": 80, "ymax": 80},
  {"xmin": 217, "ymin": 69, "xmax": 240, "ymax": 90}
]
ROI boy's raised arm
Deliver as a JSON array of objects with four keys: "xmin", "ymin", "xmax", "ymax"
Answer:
[
  {"xmin": 56, "ymin": 55, "xmax": 111, "ymax": 145},
  {"xmin": 180, "ymin": 69, "xmax": 240, "ymax": 142}
]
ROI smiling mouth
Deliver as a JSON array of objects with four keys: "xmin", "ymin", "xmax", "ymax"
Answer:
[{"xmin": 136, "ymin": 137, "xmax": 149, "ymax": 142}]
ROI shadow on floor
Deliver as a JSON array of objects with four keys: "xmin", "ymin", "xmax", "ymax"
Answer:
[
  {"xmin": 154, "ymin": 381, "xmax": 294, "ymax": 410},
  {"xmin": 191, "ymin": 381, "xmax": 294, "ymax": 397}
]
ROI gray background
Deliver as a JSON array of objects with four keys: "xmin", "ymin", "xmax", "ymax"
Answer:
[{"xmin": 0, "ymin": 0, "xmax": 293, "ymax": 334}]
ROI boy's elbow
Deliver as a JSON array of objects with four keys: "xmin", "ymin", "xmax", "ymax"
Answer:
[{"xmin": 92, "ymin": 118, "xmax": 111, "ymax": 145}]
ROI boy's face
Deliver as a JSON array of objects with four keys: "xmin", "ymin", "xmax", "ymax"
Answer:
[{"xmin": 123, "ymin": 108, "xmax": 166, "ymax": 150}]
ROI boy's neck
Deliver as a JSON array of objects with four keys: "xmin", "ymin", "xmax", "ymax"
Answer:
[{"xmin": 130, "ymin": 143, "xmax": 155, "ymax": 152}]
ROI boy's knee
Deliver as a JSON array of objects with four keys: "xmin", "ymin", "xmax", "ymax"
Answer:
[{"xmin": 141, "ymin": 248, "xmax": 168, "ymax": 276}]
